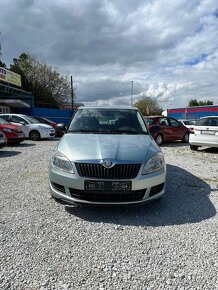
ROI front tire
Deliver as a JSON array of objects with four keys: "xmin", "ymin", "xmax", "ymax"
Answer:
[
  {"xmin": 155, "ymin": 134, "xmax": 163, "ymax": 145},
  {"xmin": 190, "ymin": 145, "xmax": 199, "ymax": 151},
  {"xmin": 182, "ymin": 132, "xmax": 189, "ymax": 143},
  {"xmin": 29, "ymin": 130, "xmax": 41, "ymax": 141}
]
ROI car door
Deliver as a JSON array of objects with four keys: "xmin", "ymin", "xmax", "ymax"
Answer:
[
  {"xmin": 168, "ymin": 117, "xmax": 186, "ymax": 140},
  {"xmin": 158, "ymin": 117, "xmax": 174, "ymax": 141},
  {"xmin": 10, "ymin": 115, "xmax": 29, "ymax": 136}
]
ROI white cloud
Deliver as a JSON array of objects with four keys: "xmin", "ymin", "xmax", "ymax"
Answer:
[{"xmin": 0, "ymin": 0, "xmax": 218, "ymax": 108}]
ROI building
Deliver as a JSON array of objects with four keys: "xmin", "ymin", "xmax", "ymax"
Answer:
[
  {"xmin": 164, "ymin": 105, "xmax": 218, "ymax": 120},
  {"xmin": 0, "ymin": 66, "xmax": 33, "ymax": 114}
]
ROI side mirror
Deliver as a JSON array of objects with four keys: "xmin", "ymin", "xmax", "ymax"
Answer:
[
  {"xmin": 20, "ymin": 121, "xmax": 26, "ymax": 126},
  {"xmin": 55, "ymin": 123, "xmax": 66, "ymax": 132}
]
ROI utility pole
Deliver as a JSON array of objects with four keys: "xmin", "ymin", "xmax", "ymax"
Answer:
[
  {"xmin": 71, "ymin": 76, "xmax": 74, "ymax": 111},
  {"xmin": 131, "ymin": 81, "xmax": 134, "ymax": 106}
]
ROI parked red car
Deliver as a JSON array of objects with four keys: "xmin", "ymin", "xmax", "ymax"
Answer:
[
  {"xmin": 33, "ymin": 116, "xmax": 64, "ymax": 137},
  {"xmin": 144, "ymin": 116, "xmax": 190, "ymax": 145},
  {"xmin": 0, "ymin": 117, "xmax": 25, "ymax": 144}
]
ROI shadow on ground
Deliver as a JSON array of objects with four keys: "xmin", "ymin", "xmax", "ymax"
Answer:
[
  {"xmin": 161, "ymin": 142, "xmax": 189, "ymax": 148},
  {"xmin": 64, "ymin": 164, "xmax": 216, "ymax": 227},
  {"xmin": 0, "ymin": 150, "xmax": 21, "ymax": 157},
  {"xmin": 9, "ymin": 142, "xmax": 36, "ymax": 148}
]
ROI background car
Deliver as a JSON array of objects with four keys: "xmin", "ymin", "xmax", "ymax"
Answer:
[
  {"xmin": 0, "ymin": 114, "xmax": 55, "ymax": 141},
  {"xmin": 0, "ymin": 130, "xmax": 7, "ymax": 148},
  {"xmin": 189, "ymin": 116, "xmax": 218, "ymax": 151},
  {"xmin": 179, "ymin": 119, "xmax": 195, "ymax": 132},
  {"xmin": 0, "ymin": 117, "xmax": 25, "ymax": 144},
  {"xmin": 33, "ymin": 116, "xmax": 64, "ymax": 137},
  {"xmin": 49, "ymin": 106, "xmax": 166, "ymax": 206},
  {"xmin": 144, "ymin": 116, "xmax": 190, "ymax": 145}
]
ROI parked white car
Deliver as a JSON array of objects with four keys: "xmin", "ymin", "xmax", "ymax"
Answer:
[
  {"xmin": 189, "ymin": 116, "xmax": 218, "ymax": 151},
  {"xmin": 179, "ymin": 119, "xmax": 195, "ymax": 130},
  {"xmin": 0, "ymin": 114, "xmax": 55, "ymax": 141}
]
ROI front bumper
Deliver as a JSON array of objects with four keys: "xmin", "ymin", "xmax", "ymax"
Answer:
[
  {"xmin": 49, "ymin": 164, "xmax": 166, "ymax": 205},
  {"xmin": 41, "ymin": 129, "xmax": 55, "ymax": 138},
  {"xmin": 189, "ymin": 135, "xmax": 218, "ymax": 148}
]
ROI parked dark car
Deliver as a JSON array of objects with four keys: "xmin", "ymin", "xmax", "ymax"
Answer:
[
  {"xmin": 33, "ymin": 116, "xmax": 64, "ymax": 137},
  {"xmin": 144, "ymin": 116, "xmax": 190, "ymax": 145},
  {"xmin": 0, "ymin": 117, "xmax": 25, "ymax": 144}
]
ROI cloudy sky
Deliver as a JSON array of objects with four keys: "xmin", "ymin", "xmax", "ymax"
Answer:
[{"xmin": 1, "ymin": 0, "xmax": 218, "ymax": 108}]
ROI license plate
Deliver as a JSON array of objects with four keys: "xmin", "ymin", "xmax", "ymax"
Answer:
[
  {"xmin": 85, "ymin": 180, "xmax": 132, "ymax": 192},
  {"xmin": 18, "ymin": 134, "xmax": 25, "ymax": 138},
  {"xmin": 201, "ymin": 130, "xmax": 215, "ymax": 135}
]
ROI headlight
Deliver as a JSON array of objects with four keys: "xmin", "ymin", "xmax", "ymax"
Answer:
[
  {"xmin": 39, "ymin": 126, "xmax": 50, "ymax": 130},
  {"xmin": 141, "ymin": 152, "xmax": 165, "ymax": 175},
  {"xmin": 52, "ymin": 151, "xmax": 74, "ymax": 173},
  {"xmin": 3, "ymin": 128, "xmax": 14, "ymax": 133}
]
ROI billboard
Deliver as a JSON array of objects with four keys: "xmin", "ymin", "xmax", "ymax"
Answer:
[{"xmin": 0, "ymin": 66, "xmax": 22, "ymax": 87}]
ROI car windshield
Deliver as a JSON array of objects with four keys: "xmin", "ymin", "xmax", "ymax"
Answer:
[
  {"xmin": 183, "ymin": 120, "xmax": 195, "ymax": 125},
  {"xmin": 196, "ymin": 118, "xmax": 218, "ymax": 126},
  {"xmin": 0, "ymin": 117, "xmax": 10, "ymax": 125},
  {"xmin": 68, "ymin": 108, "xmax": 148, "ymax": 134},
  {"xmin": 24, "ymin": 116, "xmax": 43, "ymax": 124}
]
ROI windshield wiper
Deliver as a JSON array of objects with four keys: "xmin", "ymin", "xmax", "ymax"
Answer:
[
  {"xmin": 107, "ymin": 130, "xmax": 145, "ymax": 134},
  {"xmin": 67, "ymin": 129, "xmax": 109, "ymax": 133}
]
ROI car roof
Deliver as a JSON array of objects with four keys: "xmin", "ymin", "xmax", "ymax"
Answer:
[
  {"xmin": 199, "ymin": 116, "xmax": 218, "ymax": 119},
  {"xmin": 144, "ymin": 115, "xmax": 165, "ymax": 118},
  {"xmin": 78, "ymin": 106, "xmax": 138, "ymax": 110},
  {"xmin": 0, "ymin": 113, "xmax": 27, "ymax": 117}
]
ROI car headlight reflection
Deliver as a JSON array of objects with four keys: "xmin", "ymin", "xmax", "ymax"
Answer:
[
  {"xmin": 52, "ymin": 151, "xmax": 74, "ymax": 173},
  {"xmin": 142, "ymin": 152, "xmax": 165, "ymax": 175},
  {"xmin": 39, "ymin": 126, "xmax": 50, "ymax": 130}
]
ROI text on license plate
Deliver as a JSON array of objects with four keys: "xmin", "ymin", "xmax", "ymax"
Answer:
[
  {"xmin": 85, "ymin": 180, "xmax": 132, "ymax": 192},
  {"xmin": 201, "ymin": 130, "xmax": 215, "ymax": 135}
]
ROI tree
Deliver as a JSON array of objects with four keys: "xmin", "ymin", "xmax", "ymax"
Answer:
[
  {"xmin": 189, "ymin": 99, "xmax": 213, "ymax": 107},
  {"xmin": 10, "ymin": 53, "xmax": 71, "ymax": 108},
  {"xmin": 133, "ymin": 96, "xmax": 163, "ymax": 116},
  {"xmin": 0, "ymin": 59, "xmax": 7, "ymax": 68}
]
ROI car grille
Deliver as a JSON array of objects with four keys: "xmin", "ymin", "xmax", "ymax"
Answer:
[
  {"xmin": 69, "ymin": 188, "xmax": 145, "ymax": 202},
  {"xmin": 75, "ymin": 163, "xmax": 141, "ymax": 179}
]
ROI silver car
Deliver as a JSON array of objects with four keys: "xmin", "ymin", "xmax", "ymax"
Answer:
[
  {"xmin": 49, "ymin": 106, "xmax": 166, "ymax": 205},
  {"xmin": 189, "ymin": 116, "xmax": 218, "ymax": 151}
]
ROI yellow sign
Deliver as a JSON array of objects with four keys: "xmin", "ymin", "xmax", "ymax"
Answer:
[{"xmin": 0, "ymin": 66, "xmax": 22, "ymax": 87}]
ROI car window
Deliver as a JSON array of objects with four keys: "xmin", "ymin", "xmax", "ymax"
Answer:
[
  {"xmin": 144, "ymin": 118, "xmax": 154, "ymax": 125},
  {"xmin": 159, "ymin": 118, "xmax": 170, "ymax": 126},
  {"xmin": 183, "ymin": 120, "xmax": 194, "ymax": 125},
  {"xmin": 0, "ymin": 114, "xmax": 10, "ymax": 121},
  {"xmin": 11, "ymin": 115, "xmax": 28, "ymax": 124},
  {"xmin": 208, "ymin": 118, "xmax": 218, "ymax": 126},
  {"xmin": 68, "ymin": 109, "xmax": 148, "ymax": 134},
  {"xmin": 169, "ymin": 118, "xmax": 180, "ymax": 127},
  {"xmin": 0, "ymin": 117, "xmax": 11, "ymax": 125},
  {"xmin": 195, "ymin": 118, "xmax": 218, "ymax": 126}
]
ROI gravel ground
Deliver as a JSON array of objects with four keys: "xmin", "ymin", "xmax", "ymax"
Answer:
[{"xmin": 0, "ymin": 139, "xmax": 218, "ymax": 290}]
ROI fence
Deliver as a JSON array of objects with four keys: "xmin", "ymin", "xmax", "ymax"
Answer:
[{"xmin": 15, "ymin": 107, "xmax": 73, "ymax": 125}]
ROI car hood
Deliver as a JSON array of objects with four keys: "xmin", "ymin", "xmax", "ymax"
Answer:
[
  {"xmin": 56, "ymin": 133, "xmax": 160, "ymax": 163},
  {"xmin": 31, "ymin": 123, "xmax": 53, "ymax": 129},
  {"xmin": 0, "ymin": 124, "xmax": 17, "ymax": 130}
]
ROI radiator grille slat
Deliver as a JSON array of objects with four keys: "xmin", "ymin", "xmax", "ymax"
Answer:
[{"xmin": 75, "ymin": 163, "xmax": 141, "ymax": 179}]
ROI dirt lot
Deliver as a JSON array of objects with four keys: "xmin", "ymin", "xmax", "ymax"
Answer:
[{"xmin": 0, "ymin": 140, "xmax": 217, "ymax": 290}]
